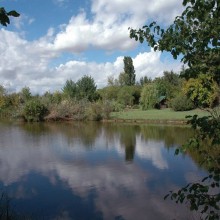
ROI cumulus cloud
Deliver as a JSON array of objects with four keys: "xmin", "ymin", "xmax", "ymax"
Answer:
[{"xmin": 0, "ymin": 0, "xmax": 184, "ymax": 94}]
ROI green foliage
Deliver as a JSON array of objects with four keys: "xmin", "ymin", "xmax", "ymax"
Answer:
[
  {"xmin": 62, "ymin": 79, "xmax": 77, "ymax": 99},
  {"xmin": 171, "ymin": 93, "xmax": 195, "ymax": 111},
  {"xmin": 98, "ymin": 86, "xmax": 120, "ymax": 101},
  {"xmin": 98, "ymin": 85, "xmax": 141, "ymax": 108},
  {"xmin": 129, "ymin": 0, "xmax": 220, "ymax": 83},
  {"xmin": 85, "ymin": 102, "xmax": 103, "ymax": 121},
  {"xmin": 118, "ymin": 72, "xmax": 128, "ymax": 86},
  {"xmin": 0, "ymin": 7, "xmax": 19, "ymax": 26},
  {"xmin": 139, "ymin": 76, "xmax": 152, "ymax": 86},
  {"xmin": 20, "ymin": 87, "xmax": 32, "ymax": 103},
  {"xmin": 76, "ymin": 75, "xmax": 97, "ymax": 101},
  {"xmin": 23, "ymin": 99, "xmax": 48, "ymax": 122},
  {"xmin": 140, "ymin": 83, "xmax": 159, "ymax": 110},
  {"xmin": 117, "ymin": 86, "xmax": 135, "ymax": 107},
  {"xmin": 123, "ymin": 56, "xmax": 136, "ymax": 86},
  {"xmin": 183, "ymin": 74, "xmax": 219, "ymax": 108}
]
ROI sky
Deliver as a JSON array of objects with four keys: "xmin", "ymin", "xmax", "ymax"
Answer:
[{"xmin": 0, "ymin": 0, "xmax": 185, "ymax": 94}]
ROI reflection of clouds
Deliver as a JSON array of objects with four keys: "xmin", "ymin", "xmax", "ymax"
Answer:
[
  {"xmin": 135, "ymin": 135, "xmax": 168, "ymax": 170},
  {"xmin": 0, "ymin": 124, "xmax": 195, "ymax": 219}
]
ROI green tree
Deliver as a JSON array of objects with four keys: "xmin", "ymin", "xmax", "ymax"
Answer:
[
  {"xmin": 118, "ymin": 72, "xmax": 128, "ymax": 86},
  {"xmin": 123, "ymin": 56, "xmax": 136, "ymax": 86},
  {"xmin": 129, "ymin": 0, "xmax": 220, "ymax": 218},
  {"xmin": 117, "ymin": 86, "xmax": 134, "ymax": 107},
  {"xmin": 0, "ymin": 7, "xmax": 19, "ymax": 26},
  {"xmin": 154, "ymin": 71, "xmax": 183, "ymax": 100},
  {"xmin": 97, "ymin": 86, "xmax": 120, "ymax": 101},
  {"xmin": 20, "ymin": 87, "xmax": 32, "ymax": 103},
  {"xmin": 183, "ymin": 74, "xmax": 219, "ymax": 108},
  {"xmin": 62, "ymin": 79, "xmax": 77, "ymax": 99},
  {"xmin": 139, "ymin": 76, "xmax": 152, "ymax": 86},
  {"xmin": 76, "ymin": 75, "xmax": 97, "ymax": 101},
  {"xmin": 140, "ymin": 83, "xmax": 159, "ymax": 110},
  {"xmin": 129, "ymin": 0, "xmax": 220, "ymax": 83}
]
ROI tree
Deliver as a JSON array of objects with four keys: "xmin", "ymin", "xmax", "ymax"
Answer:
[
  {"xmin": 20, "ymin": 87, "xmax": 32, "ymax": 103},
  {"xmin": 140, "ymin": 83, "xmax": 159, "ymax": 110},
  {"xmin": 129, "ymin": 0, "xmax": 220, "ymax": 83},
  {"xmin": 123, "ymin": 56, "xmax": 136, "ymax": 86},
  {"xmin": 139, "ymin": 76, "xmax": 152, "ymax": 86},
  {"xmin": 154, "ymin": 71, "xmax": 183, "ymax": 100},
  {"xmin": 117, "ymin": 86, "xmax": 135, "ymax": 107},
  {"xmin": 129, "ymin": 0, "xmax": 220, "ymax": 218},
  {"xmin": 183, "ymin": 74, "xmax": 219, "ymax": 108},
  {"xmin": 0, "ymin": 7, "xmax": 19, "ymax": 26},
  {"xmin": 62, "ymin": 79, "xmax": 77, "ymax": 99},
  {"xmin": 76, "ymin": 75, "xmax": 97, "ymax": 101}
]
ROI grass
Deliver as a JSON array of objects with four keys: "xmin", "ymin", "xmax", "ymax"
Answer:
[{"xmin": 110, "ymin": 108, "xmax": 211, "ymax": 121}]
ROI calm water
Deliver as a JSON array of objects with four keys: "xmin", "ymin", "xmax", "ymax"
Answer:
[{"xmin": 0, "ymin": 121, "xmax": 206, "ymax": 220}]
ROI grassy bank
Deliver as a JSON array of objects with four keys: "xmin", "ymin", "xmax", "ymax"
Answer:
[{"xmin": 110, "ymin": 108, "xmax": 211, "ymax": 121}]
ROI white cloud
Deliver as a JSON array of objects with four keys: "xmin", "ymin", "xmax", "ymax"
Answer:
[
  {"xmin": 52, "ymin": 0, "xmax": 184, "ymax": 53},
  {"xmin": 0, "ymin": 0, "xmax": 184, "ymax": 94},
  {"xmin": 0, "ymin": 29, "xmax": 181, "ymax": 94}
]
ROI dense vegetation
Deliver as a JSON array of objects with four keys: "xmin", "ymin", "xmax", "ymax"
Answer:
[{"xmin": 0, "ymin": 62, "xmax": 219, "ymax": 122}]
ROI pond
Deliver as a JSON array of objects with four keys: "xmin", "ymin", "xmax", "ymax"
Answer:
[{"xmin": 0, "ymin": 121, "xmax": 206, "ymax": 219}]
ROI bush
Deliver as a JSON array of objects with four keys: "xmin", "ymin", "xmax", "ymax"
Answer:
[
  {"xmin": 86, "ymin": 102, "xmax": 102, "ymax": 121},
  {"xmin": 171, "ymin": 94, "xmax": 195, "ymax": 111},
  {"xmin": 23, "ymin": 99, "xmax": 48, "ymax": 122},
  {"xmin": 140, "ymin": 83, "xmax": 159, "ymax": 110}
]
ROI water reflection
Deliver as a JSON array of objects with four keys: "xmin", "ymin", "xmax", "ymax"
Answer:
[{"xmin": 0, "ymin": 121, "xmax": 201, "ymax": 219}]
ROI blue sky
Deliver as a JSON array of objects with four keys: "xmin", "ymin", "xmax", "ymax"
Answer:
[{"xmin": 0, "ymin": 0, "xmax": 184, "ymax": 94}]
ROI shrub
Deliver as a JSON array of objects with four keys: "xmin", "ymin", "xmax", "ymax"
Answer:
[
  {"xmin": 171, "ymin": 94, "xmax": 195, "ymax": 111},
  {"xmin": 23, "ymin": 99, "xmax": 48, "ymax": 122},
  {"xmin": 140, "ymin": 83, "xmax": 159, "ymax": 110},
  {"xmin": 86, "ymin": 102, "xmax": 102, "ymax": 121}
]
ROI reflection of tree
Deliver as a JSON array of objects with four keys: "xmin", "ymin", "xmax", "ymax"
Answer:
[
  {"xmin": 19, "ymin": 122, "xmax": 102, "ymax": 149},
  {"xmin": 102, "ymin": 123, "xmax": 141, "ymax": 161},
  {"xmin": 47, "ymin": 122, "xmax": 102, "ymax": 149},
  {"xmin": 140, "ymin": 125, "xmax": 193, "ymax": 149},
  {"xmin": 120, "ymin": 127, "xmax": 136, "ymax": 161}
]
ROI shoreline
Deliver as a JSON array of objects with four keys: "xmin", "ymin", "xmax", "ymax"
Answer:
[{"xmin": 102, "ymin": 118, "xmax": 187, "ymax": 125}]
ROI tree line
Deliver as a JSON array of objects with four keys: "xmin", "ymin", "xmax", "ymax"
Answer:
[{"xmin": 0, "ymin": 55, "xmax": 219, "ymax": 122}]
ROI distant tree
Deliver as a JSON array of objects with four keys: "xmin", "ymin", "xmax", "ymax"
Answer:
[
  {"xmin": 62, "ymin": 79, "xmax": 77, "ymax": 99},
  {"xmin": 0, "ymin": 7, "xmax": 19, "ymax": 26},
  {"xmin": 118, "ymin": 72, "xmax": 128, "ymax": 86},
  {"xmin": 107, "ymin": 76, "xmax": 119, "ymax": 86},
  {"xmin": 20, "ymin": 87, "xmax": 32, "ymax": 103},
  {"xmin": 76, "ymin": 75, "xmax": 97, "ymax": 101},
  {"xmin": 139, "ymin": 76, "xmax": 152, "ymax": 86},
  {"xmin": 140, "ymin": 83, "xmax": 159, "ymax": 110},
  {"xmin": 97, "ymin": 86, "xmax": 120, "ymax": 101},
  {"xmin": 117, "ymin": 86, "xmax": 134, "ymax": 107},
  {"xmin": 154, "ymin": 71, "xmax": 182, "ymax": 100},
  {"xmin": 123, "ymin": 56, "xmax": 136, "ymax": 86},
  {"xmin": 0, "ymin": 86, "xmax": 6, "ymax": 109},
  {"xmin": 0, "ymin": 85, "xmax": 6, "ymax": 96}
]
